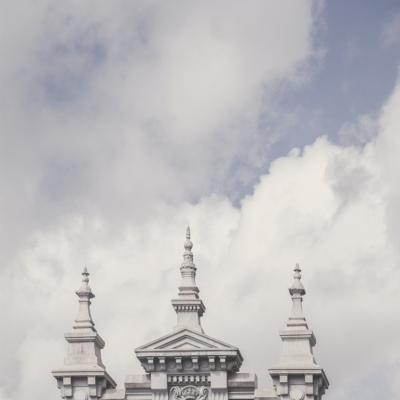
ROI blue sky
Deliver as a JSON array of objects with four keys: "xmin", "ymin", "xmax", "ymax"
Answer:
[
  {"xmin": 1, "ymin": 1, "xmax": 400, "ymax": 400},
  {"xmin": 233, "ymin": 0, "xmax": 400, "ymax": 201}
]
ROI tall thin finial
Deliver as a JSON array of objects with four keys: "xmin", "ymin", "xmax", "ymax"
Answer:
[
  {"xmin": 287, "ymin": 263, "xmax": 307, "ymax": 329},
  {"xmin": 184, "ymin": 226, "xmax": 193, "ymax": 252},
  {"xmin": 183, "ymin": 226, "xmax": 194, "ymax": 263},
  {"xmin": 289, "ymin": 263, "xmax": 306, "ymax": 296},
  {"xmin": 78, "ymin": 267, "xmax": 93, "ymax": 295},
  {"xmin": 172, "ymin": 226, "xmax": 205, "ymax": 333},
  {"xmin": 73, "ymin": 267, "xmax": 96, "ymax": 331}
]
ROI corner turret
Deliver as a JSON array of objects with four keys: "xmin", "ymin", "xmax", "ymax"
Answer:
[
  {"xmin": 268, "ymin": 264, "xmax": 329, "ymax": 400},
  {"xmin": 52, "ymin": 268, "xmax": 117, "ymax": 400}
]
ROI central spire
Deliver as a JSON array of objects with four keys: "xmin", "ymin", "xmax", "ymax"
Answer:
[
  {"xmin": 287, "ymin": 263, "xmax": 308, "ymax": 330},
  {"xmin": 178, "ymin": 226, "xmax": 199, "ymax": 298},
  {"xmin": 172, "ymin": 227, "xmax": 205, "ymax": 333}
]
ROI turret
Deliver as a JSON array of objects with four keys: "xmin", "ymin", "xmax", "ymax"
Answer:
[
  {"xmin": 52, "ymin": 268, "xmax": 116, "ymax": 399},
  {"xmin": 268, "ymin": 264, "xmax": 329, "ymax": 400}
]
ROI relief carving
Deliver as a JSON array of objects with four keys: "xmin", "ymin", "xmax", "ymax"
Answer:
[{"xmin": 170, "ymin": 385, "xmax": 209, "ymax": 400}]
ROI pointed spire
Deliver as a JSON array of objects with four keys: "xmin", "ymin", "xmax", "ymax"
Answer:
[
  {"xmin": 73, "ymin": 267, "xmax": 96, "ymax": 332},
  {"xmin": 178, "ymin": 226, "xmax": 199, "ymax": 298},
  {"xmin": 287, "ymin": 263, "xmax": 308, "ymax": 329},
  {"xmin": 53, "ymin": 267, "xmax": 117, "ymax": 391},
  {"xmin": 172, "ymin": 227, "xmax": 205, "ymax": 333},
  {"xmin": 268, "ymin": 263, "xmax": 329, "ymax": 398}
]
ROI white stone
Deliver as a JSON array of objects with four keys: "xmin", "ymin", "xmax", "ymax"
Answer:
[{"xmin": 52, "ymin": 230, "xmax": 329, "ymax": 400}]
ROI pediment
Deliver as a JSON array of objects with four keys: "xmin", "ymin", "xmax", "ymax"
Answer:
[
  {"xmin": 135, "ymin": 328, "xmax": 238, "ymax": 354},
  {"xmin": 171, "ymin": 341, "xmax": 201, "ymax": 350}
]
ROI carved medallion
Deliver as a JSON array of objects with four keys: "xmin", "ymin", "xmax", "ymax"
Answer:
[
  {"xmin": 73, "ymin": 390, "xmax": 88, "ymax": 400},
  {"xmin": 289, "ymin": 388, "xmax": 304, "ymax": 400},
  {"xmin": 168, "ymin": 360, "xmax": 177, "ymax": 369},
  {"xmin": 170, "ymin": 385, "xmax": 209, "ymax": 400}
]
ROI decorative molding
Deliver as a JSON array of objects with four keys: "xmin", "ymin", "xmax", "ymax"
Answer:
[
  {"xmin": 154, "ymin": 391, "xmax": 169, "ymax": 400},
  {"xmin": 211, "ymin": 390, "xmax": 228, "ymax": 400},
  {"xmin": 168, "ymin": 375, "xmax": 209, "ymax": 385},
  {"xmin": 173, "ymin": 305, "xmax": 201, "ymax": 312},
  {"xmin": 62, "ymin": 376, "xmax": 72, "ymax": 398},
  {"xmin": 192, "ymin": 357, "xmax": 199, "ymax": 371},
  {"xmin": 159, "ymin": 357, "xmax": 167, "ymax": 371},
  {"xmin": 148, "ymin": 357, "xmax": 155, "ymax": 372},
  {"xmin": 176, "ymin": 357, "xmax": 183, "ymax": 371},
  {"xmin": 170, "ymin": 385, "xmax": 209, "ymax": 400}
]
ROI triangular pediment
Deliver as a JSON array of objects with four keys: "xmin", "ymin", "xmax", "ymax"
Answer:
[
  {"xmin": 135, "ymin": 328, "xmax": 238, "ymax": 354},
  {"xmin": 172, "ymin": 341, "xmax": 201, "ymax": 349}
]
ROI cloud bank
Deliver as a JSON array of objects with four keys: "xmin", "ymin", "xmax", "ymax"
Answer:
[{"xmin": 1, "ymin": 2, "xmax": 399, "ymax": 400}]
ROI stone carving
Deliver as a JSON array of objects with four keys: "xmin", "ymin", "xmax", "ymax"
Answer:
[
  {"xmin": 54, "ymin": 229, "xmax": 328, "ymax": 400},
  {"xmin": 73, "ymin": 390, "xmax": 88, "ymax": 400},
  {"xmin": 170, "ymin": 385, "xmax": 209, "ymax": 400},
  {"xmin": 168, "ymin": 360, "xmax": 177, "ymax": 369},
  {"xmin": 289, "ymin": 388, "xmax": 304, "ymax": 400}
]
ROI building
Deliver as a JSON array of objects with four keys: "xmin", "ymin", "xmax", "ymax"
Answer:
[{"xmin": 52, "ymin": 227, "xmax": 329, "ymax": 400}]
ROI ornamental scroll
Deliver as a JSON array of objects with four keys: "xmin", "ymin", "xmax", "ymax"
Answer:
[{"xmin": 170, "ymin": 386, "xmax": 209, "ymax": 400}]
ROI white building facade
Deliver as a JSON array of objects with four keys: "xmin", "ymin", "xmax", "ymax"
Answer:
[{"xmin": 53, "ymin": 228, "xmax": 329, "ymax": 400}]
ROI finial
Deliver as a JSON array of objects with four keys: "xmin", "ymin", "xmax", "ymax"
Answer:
[
  {"xmin": 73, "ymin": 267, "xmax": 96, "ymax": 331},
  {"xmin": 289, "ymin": 263, "xmax": 305, "ymax": 296},
  {"xmin": 77, "ymin": 267, "xmax": 93, "ymax": 296},
  {"xmin": 180, "ymin": 226, "xmax": 197, "ymax": 279},
  {"xmin": 184, "ymin": 226, "xmax": 193, "ymax": 251},
  {"xmin": 172, "ymin": 226, "xmax": 205, "ymax": 333}
]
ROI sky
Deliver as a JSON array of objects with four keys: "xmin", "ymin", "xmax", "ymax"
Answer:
[{"xmin": 1, "ymin": 1, "xmax": 400, "ymax": 399}]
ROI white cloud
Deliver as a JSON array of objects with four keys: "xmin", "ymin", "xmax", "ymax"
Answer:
[
  {"xmin": 1, "ymin": 2, "xmax": 399, "ymax": 400},
  {"xmin": 0, "ymin": 0, "xmax": 323, "ymax": 267},
  {"xmin": 338, "ymin": 113, "xmax": 378, "ymax": 145},
  {"xmin": 2, "ymin": 72, "xmax": 400, "ymax": 400}
]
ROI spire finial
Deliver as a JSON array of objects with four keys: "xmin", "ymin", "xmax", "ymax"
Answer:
[
  {"xmin": 289, "ymin": 263, "xmax": 305, "ymax": 296},
  {"xmin": 172, "ymin": 227, "xmax": 205, "ymax": 333},
  {"xmin": 73, "ymin": 267, "xmax": 96, "ymax": 331},
  {"xmin": 184, "ymin": 226, "xmax": 193, "ymax": 251},
  {"xmin": 179, "ymin": 225, "xmax": 198, "ymax": 295},
  {"xmin": 286, "ymin": 263, "xmax": 307, "ymax": 329},
  {"xmin": 78, "ymin": 267, "xmax": 93, "ymax": 295}
]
